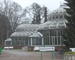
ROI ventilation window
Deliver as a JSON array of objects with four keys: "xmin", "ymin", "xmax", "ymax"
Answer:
[
  {"xmin": 56, "ymin": 15, "xmax": 58, "ymax": 19},
  {"xmin": 60, "ymin": 15, "xmax": 63, "ymax": 18}
]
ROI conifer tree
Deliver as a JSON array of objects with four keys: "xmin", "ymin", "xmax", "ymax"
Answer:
[{"xmin": 64, "ymin": 0, "xmax": 75, "ymax": 50}]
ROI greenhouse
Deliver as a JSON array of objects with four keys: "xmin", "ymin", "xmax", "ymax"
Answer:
[{"xmin": 5, "ymin": 4, "xmax": 67, "ymax": 49}]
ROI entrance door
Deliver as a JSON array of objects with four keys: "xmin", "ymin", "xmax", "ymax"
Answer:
[{"xmin": 52, "ymin": 37, "xmax": 55, "ymax": 45}]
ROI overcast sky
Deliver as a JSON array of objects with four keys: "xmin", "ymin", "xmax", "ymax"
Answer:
[{"xmin": 12, "ymin": 0, "xmax": 65, "ymax": 11}]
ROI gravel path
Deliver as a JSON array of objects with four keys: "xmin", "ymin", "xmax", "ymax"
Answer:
[
  {"xmin": 0, "ymin": 50, "xmax": 64, "ymax": 60},
  {"xmin": 2, "ymin": 50, "xmax": 32, "ymax": 55}
]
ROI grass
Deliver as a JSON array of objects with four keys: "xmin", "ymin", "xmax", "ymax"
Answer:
[
  {"xmin": 27, "ymin": 50, "xmax": 40, "ymax": 52},
  {"xmin": 27, "ymin": 50, "xmax": 34, "ymax": 52},
  {"xmin": 11, "ymin": 48, "xmax": 22, "ymax": 50}
]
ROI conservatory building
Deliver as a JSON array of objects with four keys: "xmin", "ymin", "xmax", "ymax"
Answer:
[{"xmin": 5, "ymin": 5, "xmax": 67, "ymax": 49}]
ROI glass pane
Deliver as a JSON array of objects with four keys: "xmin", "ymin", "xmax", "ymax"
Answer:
[
  {"xmin": 38, "ymin": 38, "xmax": 42, "ymax": 45},
  {"xmin": 32, "ymin": 38, "xmax": 36, "ymax": 45},
  {"xmin": 6, "ymin": 41, "xmax": 11, "ymax": 45},
  {"xmin": 50, "ymin": 37, "xmax": 52, "ymax": 45},
  {"xmin": 52, "ymin": 37, "xmax": 55, "ymax": 45},
  {"xmin": 55, "ymin": 37, "xmax": 57, "ymax": 45},
  {"xmin": 58, "ymin": 30, "xmax": 62, "ymax": 36},
  {"xmin": 51, "ymin": 30, "xmax": 57, "ymax": 36},
  {"xmin": 44, "ymin": 37, "xmax": 49, "ymax": 45},
  {"xmin": 58, "ymin": 37, "xmax": 60, "ymax": 45}
]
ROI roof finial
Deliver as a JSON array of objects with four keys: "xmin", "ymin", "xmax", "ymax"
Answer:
[
  {"xmin": 60, "ymin": 1, "xmax": 66, "ymax": 8},
  {"xmin": 60, "ymin": 1, "xmax": 64, "ymax": 6}
]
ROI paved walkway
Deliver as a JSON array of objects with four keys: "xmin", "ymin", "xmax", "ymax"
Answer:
[
  {"xmin": 0, "ymin": 50, "xmax": 64, "ymax": 60},
  {"xmin": 2, "ymin": 50, "xmax": 32, "ymax": 55}
]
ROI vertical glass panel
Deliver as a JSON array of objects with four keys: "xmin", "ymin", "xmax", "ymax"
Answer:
[
  {"xmin": 12, "ymin": 40, "xmax": 16, "ymax": 45},
  {"xmin": 50, "ymin": 37, "xmax": 52, "ymax": 45},
  {"xmin": 6, "ymin": 41, "xmax": 11, "ymax": 45},
  {"xmin": 47, "ymin": 37, "xmax": 49, "ymax": 45},
  {"xmin": 14, "ymin": 40, "xmax": 16, "ymax": 45},
  {"xmin": 25, "ymin": 39, "xmax": 28, "ymax": 46},
  {"xmin": 56, "ymin": 15, "xmax": 58, "ymax": 19},
  {"xmin": 58, "ymin": 37, "xmax": 60, "ymax": 45},
  {"xmin": 53, "ymin": 16, "xmax": 55, "ymax": 19},
  {"xmin": 60, "ymin": 37, "xmax": 62, "ymax": 45},
  {"xmin": 55, "ymin": 37, "xmax": 57, "ymax": 45},
  {"xmin": 60, "ymin": 15, "xmax": 63, "ymax": 18},
  {"xmin": 20, "ymin": 38, "xmax": 22, "ymax": 45},
  {"xmin": 52, "ymin": 37, "xmax": 55, "ymax": 45},
  {"xmin": 51, "ymin": 30, "xmax": 57, "ymax": 36},
  {"xmin": 23, "ymin": 38, "xmax": 25, "ymax": 45},
  {"xmin": 36, "ymin": 38, "xmax": 38, "ymax": 45},
  {"xmin": 44, "ymin": 37, "xmax": 49, "ymax": 45},
  {"xmin": 19, "ymin": 40, "xmax": 21, "ymax": 46},
  {"xmin": 21, "ymin": 40, "xmax": 24, "ymax": 45},
  {"xmin": 54, "ymin": 30, "xmax": 57, "ymax": 36},
  {"xmin": 38, "ymin": 38, "xmax": 42, "ymax": 45},
  {"xmin": 29, "ymin": 39, "xmax": 31, "ymax": 46},
  {"xmin": 16, "ymin": 40, "xmax": 19, "ymax": 45},
  {"xmin": 43, "ymin": 31, "xmax": 49, "ymax": 37},
  {"xmin": 51, "ymin": 30, "xmax": 53, "ymax": 36},
  {"xmin": 44, "ymin": 37, "xmax": 45, "ymax": 45},
  {"xmin": 32, "ymin": 38, "xmax": 36, "ymax": 45},
  {"xmin": 44, "ymin": 37, "xmax": 46, "ymax": 45},
  {"xmin": 49, "ymin": 17, "xmax": 51, "ymax": 20},
  {"xmin": 58, "ymin": 30, "xmax": 62, "ymax": 36}
]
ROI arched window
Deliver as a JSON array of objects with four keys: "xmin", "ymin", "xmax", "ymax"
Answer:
[
  {"xmin": 60, "ymin": 15, "xmax": 63, "ymax": 18},
  {"xmin": 53, "ymin": 16, "xmax": 55, "ymax": 19},
  {"xmin": 56, "ymin": 15, "xmax": 58, "ymax": 19},
  {"xmin": 49, "ymin": 17, "xmax": 51, "ymax": 20}
]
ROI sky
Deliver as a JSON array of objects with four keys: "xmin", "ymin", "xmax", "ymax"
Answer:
[{"xmin": 12, "ymin": 0, "xmax": 65, "ymax": 11}]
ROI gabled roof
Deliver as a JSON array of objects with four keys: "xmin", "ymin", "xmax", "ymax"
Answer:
[
  {"xmin": 29, "ymin": 32, "xmax": 43, "ymax": 37},
  {"xmin": 5, "ymin": 38, "xmax": 12, "ymax": 41}
]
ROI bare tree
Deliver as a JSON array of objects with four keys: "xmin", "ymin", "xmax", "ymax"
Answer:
[
  {"xmin": 24, "ymin": 3, "xmax": 41, "ymax": 24},
  {"xmin": 0, "ymin": 0, "xmax": 22, "ymax": 38},
  {"xmin": 23, "ymin": 3, "xmax": 48, "ymax": 24}
]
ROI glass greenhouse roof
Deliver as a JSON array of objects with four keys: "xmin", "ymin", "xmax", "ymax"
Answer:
[
  {"xmin": 10, "ymin": 4, "xmax": 67, "ymax": 37},
  {"xmin": 10, "ymin": 31, "xmax": 37, "ymax": 37},
  {"xmin": 5, "ymin": 38, "xmax": 12, "ymax": 41},
  {"xmin": 11, "ymin": 20, "xmax": 66, "ymax": 37}
]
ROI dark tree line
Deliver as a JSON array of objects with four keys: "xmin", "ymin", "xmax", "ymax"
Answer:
[
  {"xmin": 0, "ymin": 14, "xmax": 11, "ymax": 45},
  {"xmin": 63, "ymin": 0, "xmax": 75, "ymax": 50}
]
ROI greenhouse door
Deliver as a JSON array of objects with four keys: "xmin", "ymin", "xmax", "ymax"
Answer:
[{"xmin": 52, "ymin": 37, "xmax": 55, "ymax": 45}]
